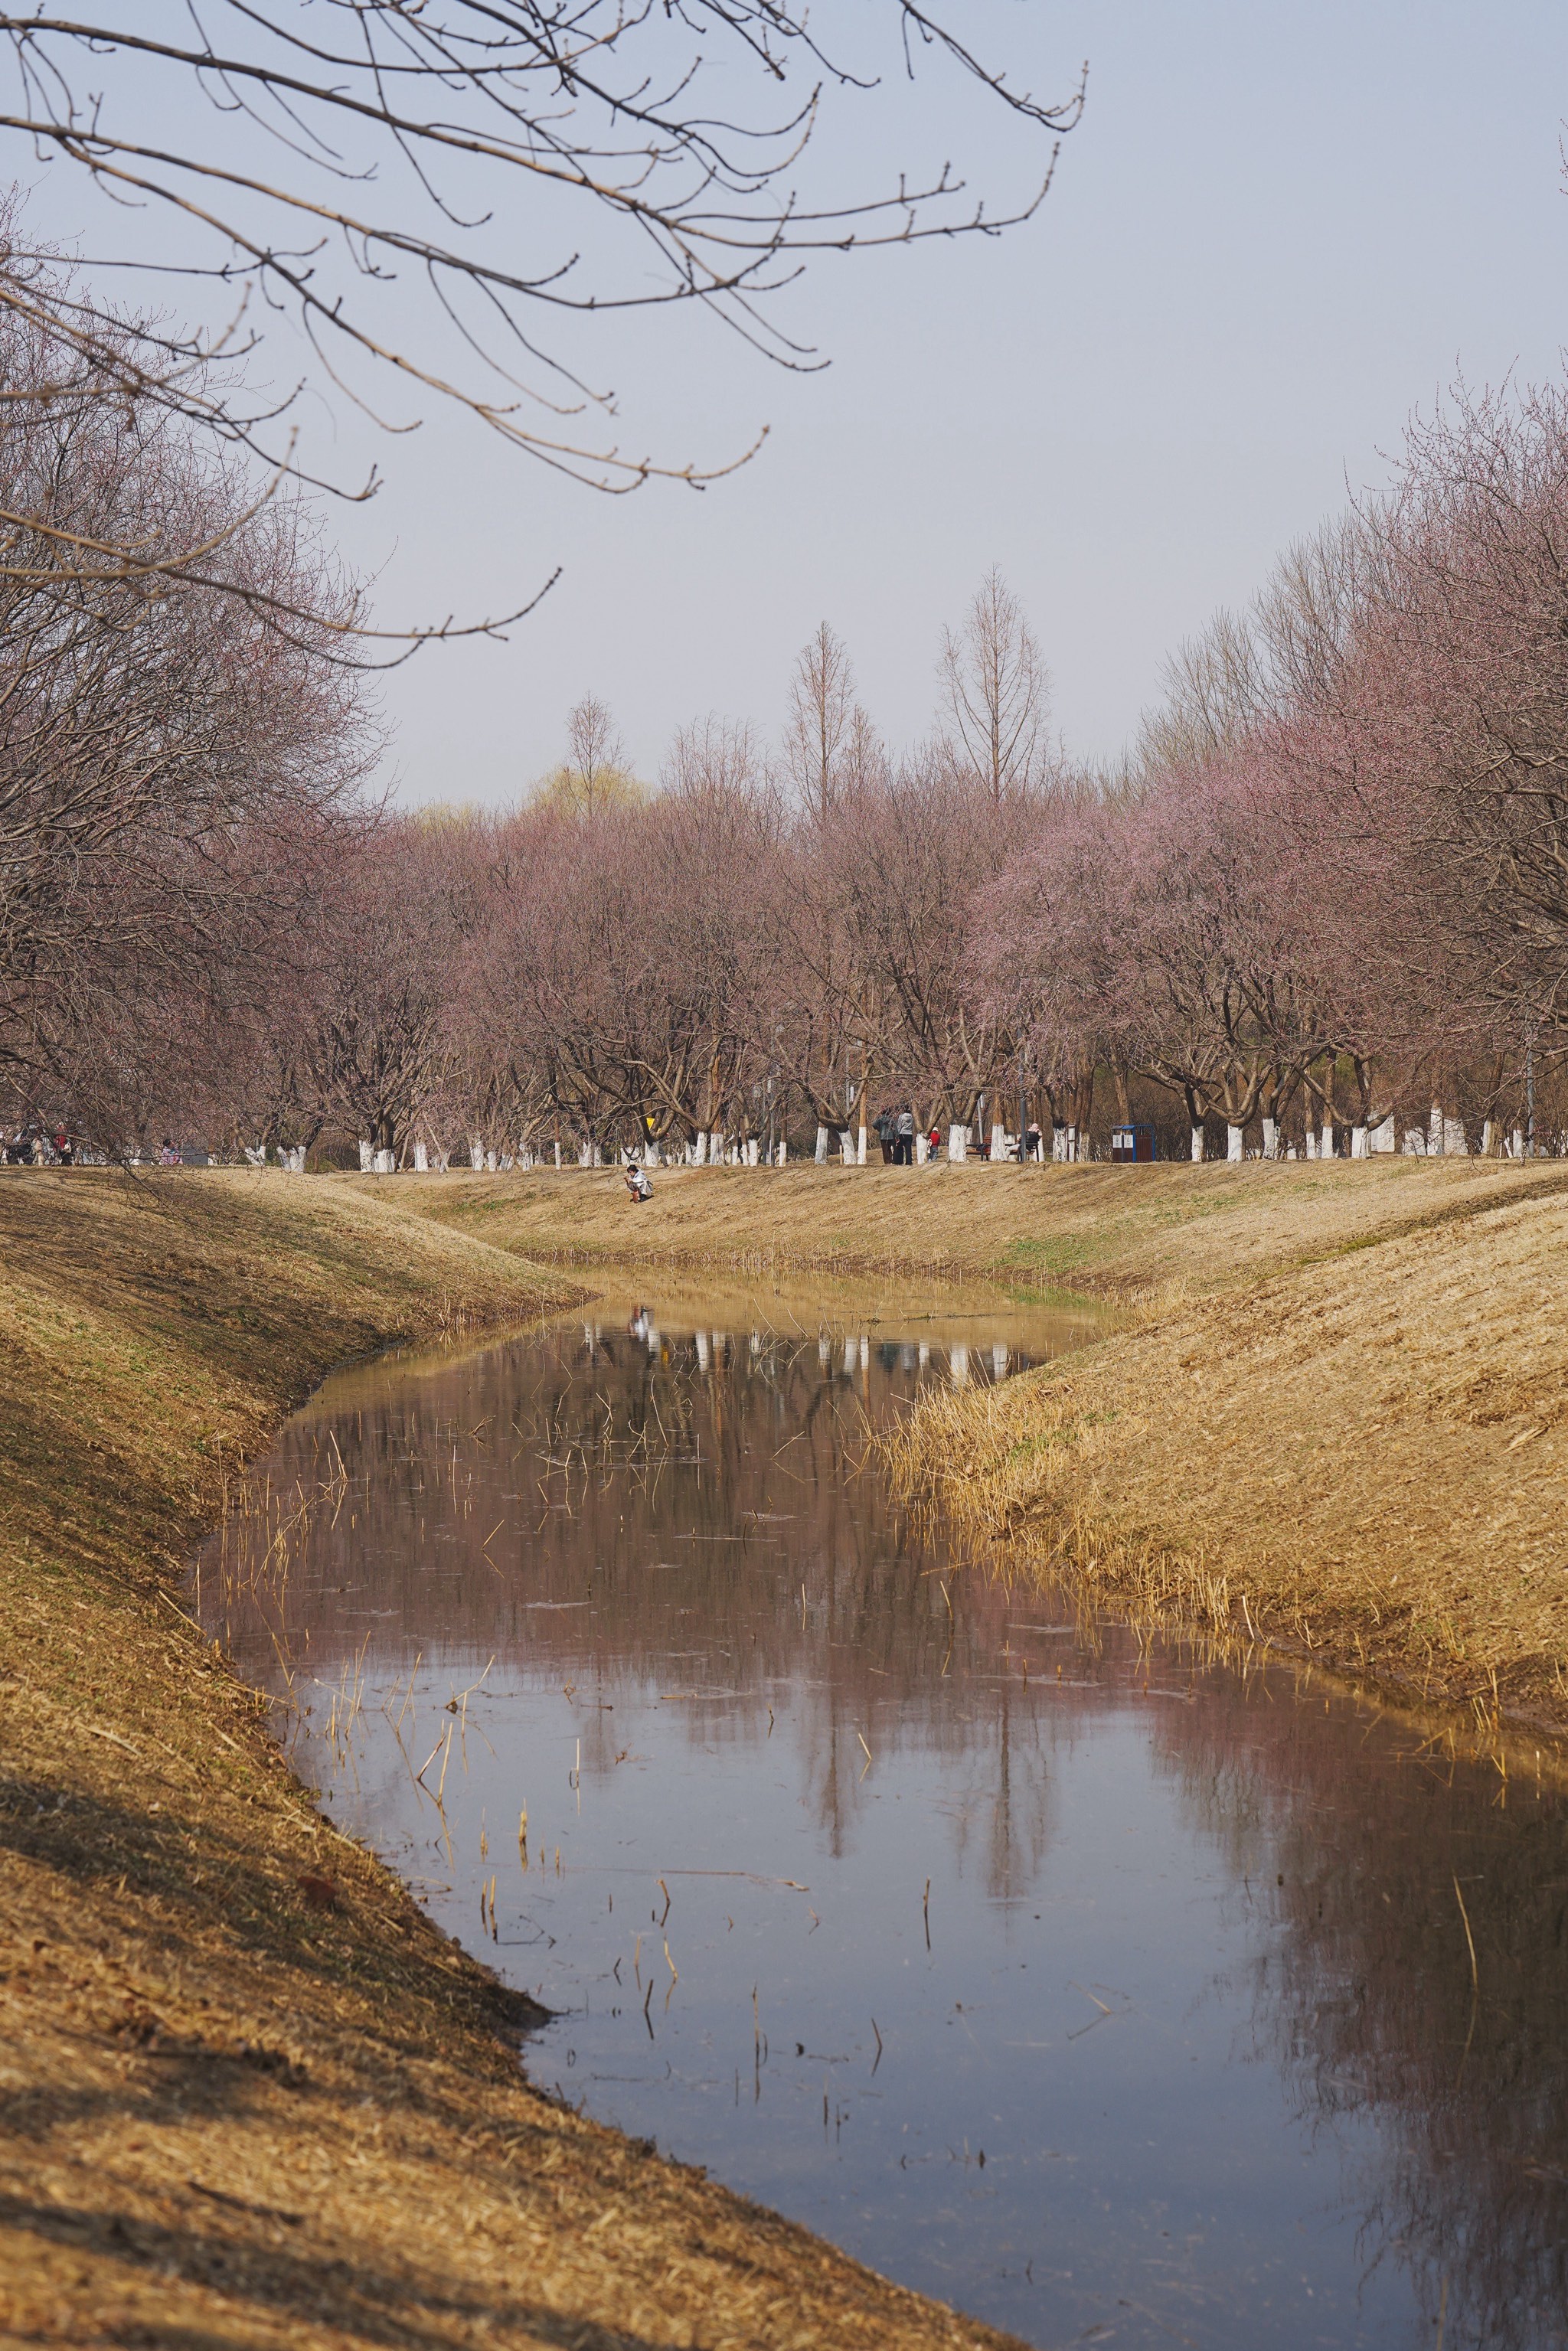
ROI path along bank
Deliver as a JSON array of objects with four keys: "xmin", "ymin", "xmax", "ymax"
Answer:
[
  {"xmin": 0, "ymin": 1169, "xmax": 1021, "ymax": 2351},
  {"xmin": 393, "ymin": 1154, "xmax": 1568, "ymax": 1747}
]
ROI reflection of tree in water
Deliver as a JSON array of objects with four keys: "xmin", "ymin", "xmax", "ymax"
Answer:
[
  {"xmin": 1149, "ymin": 1678, "xmax": 1568, "ymax": 2351},
  {"xmin": 205, "ymin": 1315, "xmax": 1057, "ymax": 1899}
]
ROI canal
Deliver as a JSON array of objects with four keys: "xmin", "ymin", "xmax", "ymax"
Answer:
[{"xmin": 199, "ymin": 1283, "xmax": 1568, "ymax": 2350}]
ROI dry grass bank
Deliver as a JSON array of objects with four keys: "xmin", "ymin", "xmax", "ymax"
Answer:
[
  {"xmin": 379, "ymin": 1153, "xmax": 1551, "ymax": 1304},
  {"xmin": 0, "ymin": 1170, "xmax": 1021, "ymax": 2351},
  {"xmin": 885, "ymin": 1165, "xmax": 1568, "ymax": 1744}
]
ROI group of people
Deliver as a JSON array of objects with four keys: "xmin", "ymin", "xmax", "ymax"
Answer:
[
  {"xmin": 871, "ymin": 1106, "xmax": 920, "ymax": 1164},
  {"xmin": 871, "ymin": 1110, "xmax": 1048, "ymax": 1164},
  {"xmin": 2, "ymin": 1126, "xmax": 74, "ymax": 1165}
]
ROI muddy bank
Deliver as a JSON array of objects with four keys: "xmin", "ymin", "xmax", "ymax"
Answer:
[
  {"xmin": 0, "ymin": 1170, "xmax": 1021, "ymax": 2351},
  {"xmin": 885, "ymin": 1170, "xmax": 1568, "ymax": 1746},
  {"xmin": 374, "ymin": 1151, "xmax": 1553, "ymax": 1300}
]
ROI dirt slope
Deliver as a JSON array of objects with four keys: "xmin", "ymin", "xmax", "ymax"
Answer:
[
  {"xmin": 381, "ymin": 1153, "xmax": 1551, "ymax": 1301},
  {"xmin": 888, "ymin": 1167, "xmax": 1568, "ymax": 1743}
]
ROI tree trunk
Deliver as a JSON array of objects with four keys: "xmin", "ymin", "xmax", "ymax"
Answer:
[
  {"xmin": 815, "ymin": 1124, "xmax": 829, "ymax": 1164},
  {"xmin": 1191, "ymin": 1126, "xmax": 1204, "ymax": 1163},
  {"xmin": 1227, "ymin": 1124, "xmax": 1244, "ymax": 1163},
  {"xmin": 1262, "ymin": 1118, "xmax": 1279, "ymax": 1159},
  {"xmin": 948, "ymin": 1122, "xmax": 967, "ymax": 1164}
]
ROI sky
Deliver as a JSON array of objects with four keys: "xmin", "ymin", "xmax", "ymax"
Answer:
[{"xmin": 18, "ymin": 2, "xmax": 1568, "ymax": 799}]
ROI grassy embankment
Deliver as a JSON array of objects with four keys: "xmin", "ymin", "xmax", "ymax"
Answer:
[
  {"xmin": 0, "ymin": 1169, "xmax": 1023, "ymax": 2351},
  {"xmin": 394, "ymin": 1154, "xmax": 1568, "ymax": 1742}
]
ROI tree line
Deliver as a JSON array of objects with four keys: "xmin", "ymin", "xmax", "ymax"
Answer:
[{"xmin": 5, "ymin": 294, "xmax": 1568, "ymax": 1166}]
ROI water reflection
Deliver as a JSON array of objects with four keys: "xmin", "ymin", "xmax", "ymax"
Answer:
[{"xmin": 200, "ymin": 1290, "xmax": 1568, "ymax": 2351}]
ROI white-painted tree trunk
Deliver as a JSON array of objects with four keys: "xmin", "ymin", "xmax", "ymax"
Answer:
[
  {"xmin": 991, "ymin": 1121, "xmax": 1007, "ymax": 1161},
  {"xmin": 1371, "ymin": 1117, "xmax": 1396, "ymax": 1153},
  {"xmin": 1443, "ymin": 1115, "xmax": 1468, "ymax": 1155},
  {"xmin": 776, "ymin": 1138, "xmax": 788, "ymax": 1166},
  {"xmin": 915, "ymin": 1134, "xmax": 929, "ymax": 1166},
  {"xmin": 745, "ymin": 1138, "xmax": 760, "ymax": 1166},
  {"xmin": 244, "ymin": 1144, "xmax": 266, "ymax": 1168},
  {"xmin": 471, "ymin": 1139, "xmax": 485, "ymax": 1171},
  {"xmin": 710, "ymin": 1131, "xmax": 724, "ymax": 1164},
  {"xmin": 1190, "ymin": 1126, "xmax": 1204, "ymax": 1163},
  {"xmin": 373, "ymin": 1147, "xmax": 395, "ymax": 1176},
  {"xmin": 1350, "ymin": 1124, "xmax": 1368, "ymax": 1158},
  {"xmin": 1262, "ymin": 1118, "xmax": 1279, "ymax": 1158},
  {"xmin": 1321, "ymin": 1114, "xmax": 1335, "ymax": 1161},
  {"xmin": 856, "ymin": 1125, "xmax": 867, "ymax": 1166},
  {"xmin": 485, "ymin": 1148, "xmax": 498, "ymax": 1172},
  {"xmin": 949, "ymin": 1122, "xmax": 968, "ymax": 1164},
  {"xmin": 1429, "ymin": 1102, "xmax": 1443, "ymax": 1155},
  {"xmin": 815, "ymin": 1124, "xmax": 830, "ymax": 1164},
  {"xmin": 358, "ymin": 1139, "xmax": 374, "ymax": 1171},
  {"xmin": 413, "ymin": 1141, "xmax": 429, "ymax": 1173},
  {"xmin": 1227, "ymin": 1124, "xmax": 1244, "ymax": 1163},
  {"xmin": 1305, "ymin": 1128, "xmax": 1317, "ymax": 1160},
  {"xmin": 1512, "ymin": 1125, "xmax": 1525, "ymax": 1158},
  {"xmin": 693, "ymin": 1131, "xmax": 707, "ymax": 1166}
]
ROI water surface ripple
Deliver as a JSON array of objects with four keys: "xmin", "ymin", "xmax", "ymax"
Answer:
[{"xmin": 200, "ymin": 1285, "xmax": 1568, "ymax": 2351}]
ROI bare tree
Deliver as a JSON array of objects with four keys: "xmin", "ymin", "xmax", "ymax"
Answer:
[
  {"xmin": 0, "ymin": 8, "xmax": 1083, "ymax": 618},
  {"xmin": 0, "ymin": 292, "xmax": 375, "ymax": 1135},
  {"xmin": 534, "ymin": 694, "xmax": 642, "ymax": 813},
  {"xmin": 940, "ymin": 567, "xmax": 1050, "ymax": 803},
  {"xmin": 783, "ymin": 623, "xmax": 858, "ymax": 821}
]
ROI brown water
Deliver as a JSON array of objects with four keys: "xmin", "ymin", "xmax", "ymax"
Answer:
[{"xmin": 200, "ymin": 1286, "xmax": 1568, "ymax": 2350}]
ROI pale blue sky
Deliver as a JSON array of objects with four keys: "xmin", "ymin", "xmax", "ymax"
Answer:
[{"xmin": 21, "ymin": 3, "xmax": 1568, "ymax": 798}]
